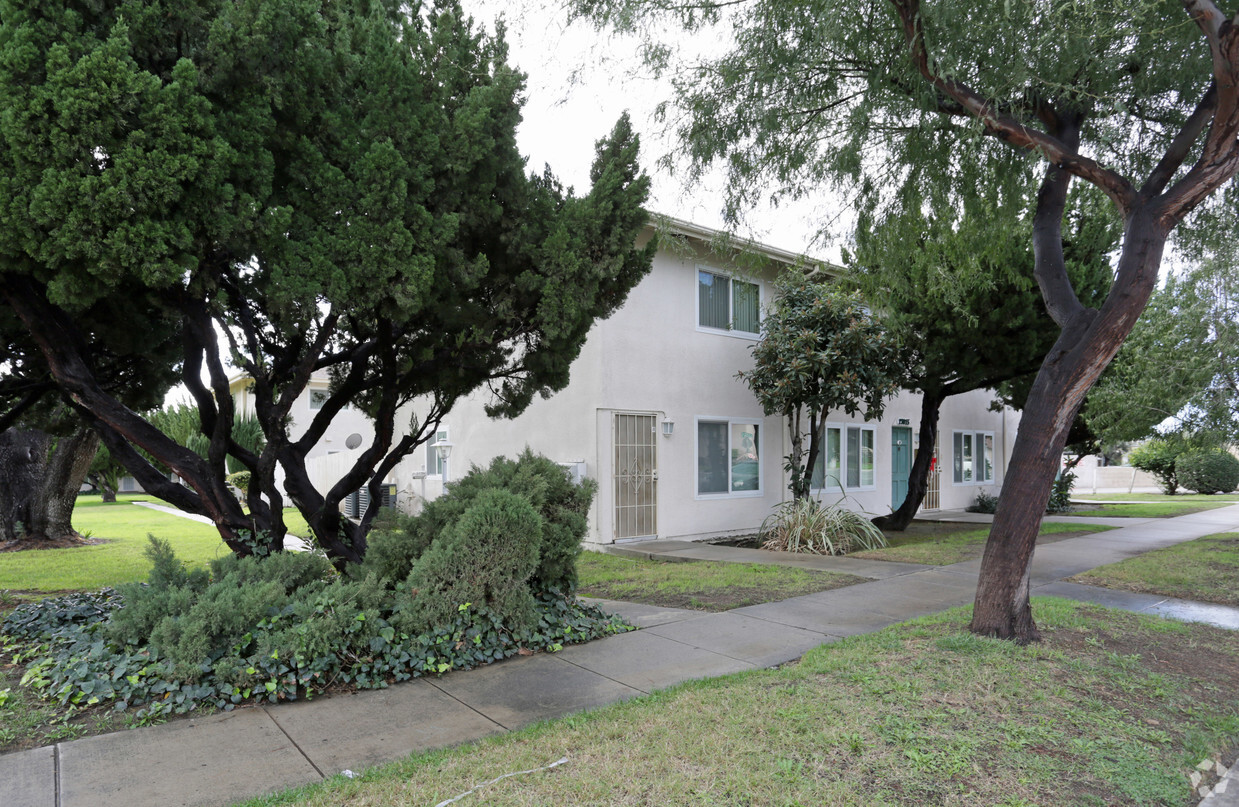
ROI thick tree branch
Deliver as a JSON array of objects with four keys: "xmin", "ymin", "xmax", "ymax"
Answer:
[
  {"xmin": 1155, "ymin": 16, "xmax": 1239, "ymax": 224},
  {"xmin": 1032, "ymin": 116, "xmax": 1086, "ymax": 328},
  {"xmin": 890, "ymin": 0, "xmax": 1138, "ymax": 213},
  {"xmin": 1142, "ymin": 83, "xmax": 1217, "ymax": 197}
]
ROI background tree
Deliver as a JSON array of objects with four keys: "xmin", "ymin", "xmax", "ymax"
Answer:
[
  {"xmin": 0, "ymin": 424, "xmax": 97, "ymax": 544},
  {"xmin": 848, "ymin": 190, "xmax": 1116, "ymax": 530},
  {"xmin": 1087, "ymin": 256, "xmax": 1238, "ymax": 449},
  {"xmin": 87, "ymin": 442, "xmax": 125, "ymax": 503},
  {"xmin": 738, "ymin": 271, "xmax": 901, "ymax": 500},
  {"xmin": 0, "ymin": 0, "xmax": 653, "ymax": 567},
  {"xmin": 573, "ymin": 0, "xmax": 1239, "ymax": 641}
]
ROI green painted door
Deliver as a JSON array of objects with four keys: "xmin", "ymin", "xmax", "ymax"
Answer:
[{"xmin": 891, "ymin": 426, "xmax": 912, "ymax": 509}]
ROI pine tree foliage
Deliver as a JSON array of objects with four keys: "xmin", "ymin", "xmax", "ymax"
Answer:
[{"xmin": 0, "ymin": 0, "xmax": 654, "ymax": 565}]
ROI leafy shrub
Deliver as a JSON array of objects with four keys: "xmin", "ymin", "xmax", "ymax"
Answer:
[
  {"xmin": 1176, "ymin": 451, "xmax": 1239, "ymax": 494},
  {"xmin": 2, "ymin": 546, "xmax": 630, "ymax": 720},
  {"xmin": 226, "ymin": 471, "xmax": 252, "ymax": 494},
  {"xmin": 1129, "ymin": 438, "xmax": 1188, "ymax": 495},
  {"xmin": 358, "ymin": 449, "xmax": 595, "ymax": 594},
  {"xmin": 395, "ymin": 489, "xmax": 543, "ymax": 636},
  {"xmin": 1046, "ymin": 471, "xmax": 1076, "ymax": 513},
  {"xmin": 759, "ymin": 498, "xmax": 887, "ymax": 555},
  {"xmin": 967, "ymin": 491, "xmax": 1000, "ymax": 514}
]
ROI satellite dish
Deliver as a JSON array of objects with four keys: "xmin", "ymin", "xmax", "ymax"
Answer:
[{"xmin": 345, "ymin": 433, "xmax": 363, "ymax": 449}]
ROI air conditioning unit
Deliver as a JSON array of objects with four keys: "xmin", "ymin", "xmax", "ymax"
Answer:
[
  {"xmin": 344, "ymin": 483, "xmax": 397, "ymax": 519},
  {"xmin": 558, "ymin": 461, "xmax": 587, "ymax": 486}
]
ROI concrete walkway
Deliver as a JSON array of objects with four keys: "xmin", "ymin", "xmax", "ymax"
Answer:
[
  {"xmin": 5, "ymin": 507, "xmax": 1239, "ymax": 807},
  {"xmin": 131, "ymin": 500, "xmax": 313, "ymax": 552}
]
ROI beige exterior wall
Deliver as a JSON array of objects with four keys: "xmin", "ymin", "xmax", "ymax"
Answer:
[{"xmin": 379, "ymin": 227, "xmax": 1021, "ymax": 545}]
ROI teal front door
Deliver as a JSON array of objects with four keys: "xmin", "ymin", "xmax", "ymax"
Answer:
[{"xmin": 891, "ymin": 427, "xmax": 912, "ymax": 509}]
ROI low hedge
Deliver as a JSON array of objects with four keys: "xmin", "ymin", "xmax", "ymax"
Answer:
[{"xmin": 1, "ymin": 452, "xmax": 629, "ymax": 720}]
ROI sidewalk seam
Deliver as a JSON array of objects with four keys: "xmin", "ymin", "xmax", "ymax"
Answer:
[
  {"xmin": 262, "ymin": 706, "xmax": 326, "ymax": 780},
  {"xmin": 53, "ymin": 742, "xmax": 60, "ymax": 807},
  {"xmin": 421, "ymin": 679, "xmax": 517, "ymax": 733}
]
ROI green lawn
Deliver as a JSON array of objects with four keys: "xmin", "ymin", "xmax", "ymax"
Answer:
[
  {"xmin": 0, "ymin": 496, "xmax": 230, "ymax": 593},
  {"xmin": 853, "ymin": 521, "xmax": 1118, "ymax": 566},
  {"xmin": 1070, "ymin": 531, "xmax": 1239, "ymax": 607},
  {"xmin": 1059, "ymin": 501, "xmax": 1233, "ymax": 518},
  {"xmin": 577, "ymin": 551, "xmax": 867, "ymax": 610},
  {"xmin": 238, "ymin": 599, "xmax": 1239, "ymax": 807},
  {"xmin": 1074, "ymin": 493, "xmax": 1239, "ymax": 503}
]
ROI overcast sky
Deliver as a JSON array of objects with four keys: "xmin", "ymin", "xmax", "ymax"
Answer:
[{"xmin": 472, "ymin": 2, "xmax": 841, "ymax": 259}]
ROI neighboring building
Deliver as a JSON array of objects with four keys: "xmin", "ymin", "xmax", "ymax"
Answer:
[
  {"xmin": 230, "ymin": 372, "xmax": 376, "ymax": 495},
  {"xmin": 349, "ymin": 216, "xmax": 1020, "ymax": 547}
]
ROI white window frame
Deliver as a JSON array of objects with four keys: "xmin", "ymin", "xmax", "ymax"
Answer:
[
  {"xmin": 428, "ymin": 426, "xmax": 450, "ymax": 481},
  {"xmin": 694, "ymin": 415, "xmax": 764, "ymax": 499},
  {"xmin": 695, "ymin": 267, "xmax": 763, "ymax": 339},
  {"xmin": 952, "ymin": 430, "xmax": 995, "ymax": 485},
  {"xmin": 810, "ymin": 423, "xmax": 877, "ymax": 493},
  {"xmin": 308, "ymin": 388, "xmax": 329, "ymax": 410}
]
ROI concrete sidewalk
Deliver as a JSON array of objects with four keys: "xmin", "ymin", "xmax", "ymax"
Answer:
[{"xmin": 5, "ymin": 507, "xmax": 1239, "ymax": 807}]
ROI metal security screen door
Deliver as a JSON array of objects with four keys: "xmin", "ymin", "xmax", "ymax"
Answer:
[
  {"xmin": 613, "ymin": 413, "xmax": 658, "ymax": 539},
  {"xmin": 923, "ymin": 429, "xmax": 941, "ymax": 511}
]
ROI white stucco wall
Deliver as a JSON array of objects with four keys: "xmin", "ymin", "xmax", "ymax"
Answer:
[{"xmin": 382, "ymin": 227, "xmax": 1023, "ymax": 545}]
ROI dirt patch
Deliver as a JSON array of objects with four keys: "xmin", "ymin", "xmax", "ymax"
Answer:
[
  {"xmin": 1051, "ymin": 606, "xmax": 1239, "ymax": 689},
  {"xmin": 0, "ymin": 535, "xmax": 109, "ymax": 552}
]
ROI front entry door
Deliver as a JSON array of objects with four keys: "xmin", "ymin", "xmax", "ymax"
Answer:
[
  {"xmin": 613, "ymin": 413, "xmax": 658, "ymax": 539},
  {"xmin": 891, "ymin": 426, "xmax": 912, "ymax": 509}
]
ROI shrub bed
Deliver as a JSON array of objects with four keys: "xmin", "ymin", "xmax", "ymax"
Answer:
[
  {"xmin": 1, "ymin": 452, "xmax": 630, "ymax": 721},
  {"xmin": 1177, "ymin": 451, "xmax": 1239, "ymax": 495}
]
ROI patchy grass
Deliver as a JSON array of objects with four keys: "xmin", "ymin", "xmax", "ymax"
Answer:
[
  {"xmin": 1074, "ymin": 493, "xmax": 1239, "ymax": 503},
  {"xmin": 0, "ymin": 497, "xmax": 228, "ymax": 593},
  {"xmin": 577, "ymin": 551, "xmax": 866, "ymax": 610},
  {"xmin": 237, "ymin": 598, "xmax": 1239, "ymax": 807},
  {"xmin": 1060, "ymin": 501, "xmax": 1233, "ymax": 518},
  {"xmin": 852, "ymin": 521, "xmax": 1118, "ymax": 566},
  {"xmin": 1070, "ymin": 532, "xmax": 1239, "ymax": 607}
]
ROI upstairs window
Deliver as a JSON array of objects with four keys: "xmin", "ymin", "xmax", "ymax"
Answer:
[{"xmin": 698, "ymin": 270, "xmax": 761, "ymax": 336}]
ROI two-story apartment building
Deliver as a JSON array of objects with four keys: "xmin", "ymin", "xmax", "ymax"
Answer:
[{"xmin": 369, "ymin": 217, "xmax": 1018, "ymax": 546}]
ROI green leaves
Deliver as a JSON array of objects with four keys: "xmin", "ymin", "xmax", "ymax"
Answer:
[{"xmin": 738, "ymin": 270, "xmax": 902, "ymax": 499}]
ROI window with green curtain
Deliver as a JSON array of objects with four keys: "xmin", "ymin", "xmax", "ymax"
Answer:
[
  {"xmin": 953, "ymin": 431, "xmax": 964, "ymax": 483},
  {"xmin": 811, "ymin": 426, "xmax": 842, "ymax": 490},
  {"xmin": 859, "ymin": 429, "xmax": 875, "ymax": 486},
  {"xmin": 697, "ymin": 420, "xmax": 729, "ymax": 494},
  {"xmin": 731, "ymin": 279, "xmax": 761, "ymax": 334},
  {"xmin": 698, "ymin": 271, "xmax": 730, "ymax": 329},
  {"xmin": 846, "ymin": 426, "xmax": 861, "ymax": 487},
  {"xmin": 961, "ymin": 432, "xmax": 974, "ymax": 482}
]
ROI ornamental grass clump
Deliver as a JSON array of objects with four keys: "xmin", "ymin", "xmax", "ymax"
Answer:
[{"xmin": 759, "ymin": 499, "xmax": 887, "ymax": 555}]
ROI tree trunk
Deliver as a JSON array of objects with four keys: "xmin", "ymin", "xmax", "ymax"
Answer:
[
  {"xmin": 26, "ymin": 428, "xmax": 98, "ymax": 541},
  {"xmin": 0, "ymin": 427, "xmax": 98, "ymax": 543},
  {"xmin": 0, "ymin": 428, "xmax": 46, "ymax": 542},
  {"xmin": 873, "ymin": 387, "xmax": 945, "ymax": 530},
  {"xmin": 971, "ymin": 215, "xmax": 1165, "ymax": 642}
]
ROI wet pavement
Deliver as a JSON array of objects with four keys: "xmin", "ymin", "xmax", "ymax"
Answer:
[{"xmin": 3, "ymin": 504, "xmax": 1239, "ymax": 807}]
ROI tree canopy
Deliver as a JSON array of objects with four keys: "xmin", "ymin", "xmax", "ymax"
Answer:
[
  {"xmin": 0, "ymin": 0, "xmax": 654, "ymax": 567},
  {"xmin": 573, "ymin": 0, "xmax": 1239, "ymax": 640},
  {"xmin": 738, "ymin": 271, "xmax": 901, "ymax": 500},
  {"xmin": 1086, "ymin": 256, "xmax": 1239, "ymax": 448},
  {"xmin": 847, "ymin": 186, "xmax": 1117, "ymax": 529}
]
